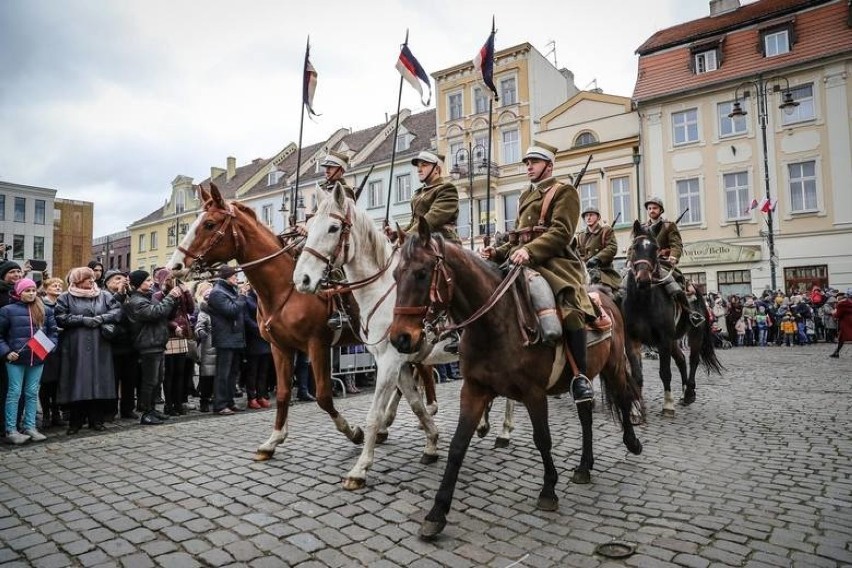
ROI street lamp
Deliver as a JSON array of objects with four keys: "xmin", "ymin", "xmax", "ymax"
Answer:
[
  {"xmin": 451, "ymin": 143, "xmax": 493, "ymax": 250},
  {"xmin": 728, "ymin": 75, "xmax": 799, "ymax": 291}
]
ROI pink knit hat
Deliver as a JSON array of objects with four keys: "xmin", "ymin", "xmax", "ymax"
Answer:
[{"xmin": 14, "ymin": 278, "xmax": 37, "ymax": 296}]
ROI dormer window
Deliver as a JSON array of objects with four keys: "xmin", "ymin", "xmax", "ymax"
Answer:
[
  {"xmin": 396, "ymin": 132, "xmax": 411, "ymax": 152},
  {"xmin": 759, "ymin": 21, "xmax": 795, "ymax": 57},
  {"xmin": 175, "ymin": 189, "xmax": 185, "ymax": 213},
  {"xmin": 267, "ymin": 170, "xmax": 284, "ymax": 186},
  {"xmin": 694, "ymin": 50, "xmax": 717, "ymax": 73}
]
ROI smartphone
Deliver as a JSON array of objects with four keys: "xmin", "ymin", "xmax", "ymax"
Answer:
[{"xmin": 28, "ymin": 259, "xmax": 48, "ymax": 272}]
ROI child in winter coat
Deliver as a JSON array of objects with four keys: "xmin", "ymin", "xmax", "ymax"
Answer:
[
  {"xmin": 780, "ymin": 312, "xmax": 797, "ymax": 347},
  {"xmin": 735, "ymin": 318, "xmax": 747, "ymax": 346},
  {"xmin": 0, "ymin": 279, "xmax": 59, "ymax": 444}
]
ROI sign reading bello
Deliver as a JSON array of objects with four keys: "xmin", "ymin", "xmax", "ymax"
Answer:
[{"xmin": 679, "ymin": 240, "xmax": 762, "ymax": 266}]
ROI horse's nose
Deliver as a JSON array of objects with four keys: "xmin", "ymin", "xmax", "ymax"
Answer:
[
  {"xmin": 301, "ymin": 274, "xmax": 312, "ymax": 290},
  {"xmin": 391, "ymin": 333, "xmax": 413, "ymax": 353}
]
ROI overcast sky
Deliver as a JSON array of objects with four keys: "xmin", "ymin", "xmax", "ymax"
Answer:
[{"xmin": 0, "ymin": 0, "xmax": 713, "ymax": 237}]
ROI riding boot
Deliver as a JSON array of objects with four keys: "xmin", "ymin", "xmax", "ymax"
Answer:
[
  {"xmin": 345, "ymin": 376, "xmax": 360, "ymax": 394},
  {"xmin": 668, "ymin": 285, "xmax": 704, "ymax": 327},
  {"xmin": 565, "ymin": 328, "xmax": 593, "ymax": 404},
  {"xmin": 443, "ymin": 330, "xmax": 460, "ymax": 354}
]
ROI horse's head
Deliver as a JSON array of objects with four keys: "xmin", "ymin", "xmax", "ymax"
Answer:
[
  {"xmin": 389, "ymin": 217, "xmax": 454, "ymax": 354},
  {"xmin": 294, "ymin": 184, "xmax": 353, "ymax": 294},
  {"xmin": 629, "ymin": 219, "xmax": 658, "ymax": 287},
  {"xmin": 168, "ymin": 184, "xmax": 240, "ymax": 272}
]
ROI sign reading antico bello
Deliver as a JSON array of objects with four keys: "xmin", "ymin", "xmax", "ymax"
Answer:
[{"xmin": 679, "ymin": 240, "xmax": 762, "ymax": 266}]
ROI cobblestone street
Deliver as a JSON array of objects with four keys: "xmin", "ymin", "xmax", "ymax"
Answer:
[{"xmin": 1, "ymin": 344, "xmax": 851, "ymax": 567}]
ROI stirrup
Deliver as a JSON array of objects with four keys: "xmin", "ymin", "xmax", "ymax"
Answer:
[
  {"xmin": 688, "ymin": 311, "xmax": 705, "ymax": 327},
  {"xmin": 327, "ymin": 311, "xmax": 349, "ymax": 330},
  {"xmin": 443, "ymin": 331, "xmax": 460, "ymax": 354},
  {"xmin": 570, "ymin": 374, "xmax": 594, "ymax": 404}
]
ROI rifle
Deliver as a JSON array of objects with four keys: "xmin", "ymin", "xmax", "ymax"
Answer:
[
  {"xmin": 572, "ymin": 154, "xmax": 593, "ymax": 187},
  {"xmin": 610, "ymin": 211, "xmax": 622, "ymax": 226},
  {"xmin": 354, "ymin": 165, "xmax": 374, "ymax": 203},
  {"xmin": 674, "ymin": 207, "xmax": 690, "ymax": 225}
]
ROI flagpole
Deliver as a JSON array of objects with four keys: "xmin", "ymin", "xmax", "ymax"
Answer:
[
  {"xmin": 384, "ymin": 30, "xmax": 409, "ymax": 228},
  {"xmin": 483, "ymin": 17, "xmax": 497, "ymax": 247},
  {"xmin": 289, "ymin": 36, "xmax": 310, "ymax": 227}
]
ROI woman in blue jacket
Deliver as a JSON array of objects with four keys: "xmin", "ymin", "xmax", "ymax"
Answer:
[{"xmin": 1, "ymin": 278, "xmax": 59, "ymax": 444}]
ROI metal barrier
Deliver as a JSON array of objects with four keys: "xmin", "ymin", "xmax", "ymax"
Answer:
[{"xmin": 331, "ymin": 345, "xmax": 376, "ymax": 397}]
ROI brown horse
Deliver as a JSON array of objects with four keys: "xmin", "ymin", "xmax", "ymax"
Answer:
[
  {"xmin": 388, "ymin": 218, "xmax": 643, "ymax": 540},
  {"xmin": 168, "ymin": 184, "xmax": 437, "ymax": 473}
]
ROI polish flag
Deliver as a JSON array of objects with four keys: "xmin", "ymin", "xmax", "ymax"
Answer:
[
  {"xmin": 745, "ymin": 198, "xmax": 759, "ymax": 214},
  {"xmin": 26, "ymin": 329, "xmax": 55, "ymax": 360},
  {"xmin": 758, "ymin": 197, "xmax": 770, "ymax": 213}
]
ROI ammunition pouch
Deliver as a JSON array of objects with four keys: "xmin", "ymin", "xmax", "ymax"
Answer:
[{"xmin": 508, "ymin": 226, "xmax": 547, "ymax": 246}]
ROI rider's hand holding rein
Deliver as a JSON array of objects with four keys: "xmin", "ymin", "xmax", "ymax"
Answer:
[
  {"xmin": 479, "ymin": 247, "xmax": 496, "ymax": 260},
  {"xmin": 509, "ymin": 247, "xmax": 531, "ymax": 266}
]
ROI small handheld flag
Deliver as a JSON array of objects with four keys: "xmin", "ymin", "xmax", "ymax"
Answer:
[
  {"xmin": 396, "ymin": 44, "xmax": 431, "ymax": 106},
  {"xmin": 745, "ymin": 198, "xmax": 759, "ymax": 214},
  {"xmin": 303, "ymin": 42, "xmax": 319, "ymax": 117},
  {"xmin": 25, "ymin": 329, "xmax": 55, "ymax": 361},
  {"xmin": 473, "ymin": 25, "xmax": 498, "ymax": 100}
]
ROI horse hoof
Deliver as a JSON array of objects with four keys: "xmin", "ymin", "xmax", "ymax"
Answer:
[
  {"xmin": 625, "ymin": 437, "xmax": 643, "ymax": 455},
  {"xmin": 571, "ymin": 469, "xmax": 591, "ymax": 484},
  {"xmin": 420, "ymin": 453, "xmax": 439, "ymax": 465},
  {"xmin": 476, "ymin": 427, "xmax": 490, "ymax": 439},
  {"xmin": 419, "ymin": 519, "xmax": 446, "ymax": 540},
  {"xmin": 493, "ymin": 437, "xmax": 510, "ymax": 449},
  {"xmin": 537, "ymin": 495, "xmax": 558, "ymax": 511},
  {"xmin": 351, "ymin": 427, "xmax": 364, "ymax": 445},
  {"xmin": 253, "ymin": 450, "xmax": 273, "ymax": 462},
  {"xmin": 681, "ymin": 392, "xmax": 696, "ymax": 406},
  {"xmin": 376, "ymin": 431, "xmax": 389, "ymax": 444},
  {"xmin": 662, "ymin": 408, "xmax": 676, "ymax": 418},
  {"xmin": 342, "ymin": 477, "xmax": 366, "ymax": 491}
]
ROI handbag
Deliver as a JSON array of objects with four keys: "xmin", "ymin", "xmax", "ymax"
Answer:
[{"xmin": 100, "ymin": 322, "xmax": 120, "ymax": 341}]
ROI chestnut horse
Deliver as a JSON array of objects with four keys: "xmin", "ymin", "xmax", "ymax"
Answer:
[
  {"xmin": 388, "ymin": 218, "xmax": 643, "ymax": 540},
  {"xmin": 168, "ymin": 184, "xmax": 436, "ymax": 476}
]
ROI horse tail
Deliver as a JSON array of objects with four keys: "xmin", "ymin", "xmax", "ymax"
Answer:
[{"xmin": 691, "ymin": 294, "xmax": 725, "ymax": 376}]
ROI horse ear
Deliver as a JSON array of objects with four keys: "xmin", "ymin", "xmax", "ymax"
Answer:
[
  {"xmin": 198, "ymin": 185, "xmax": 210, "ymax": 203},
  {"xmin": 632, "ymin": 219, "xmax": 642, "ymax": 236},
  {"xmin": 416, "ymin": 216, "xmax": 431, "ymax": 244},
  {"xmin": 209, "ymin": 183, "xmax": 227, "ymax": 209}
]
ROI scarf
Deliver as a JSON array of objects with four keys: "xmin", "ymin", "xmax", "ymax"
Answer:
[{"xmin": 68, "ymin": 283, "xmax": 101, "ymax": 298}]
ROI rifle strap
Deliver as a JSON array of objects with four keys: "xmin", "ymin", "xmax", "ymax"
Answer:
[{"xmin": 537, "ymin": 182, "xmax": 562, "ymax": 226}]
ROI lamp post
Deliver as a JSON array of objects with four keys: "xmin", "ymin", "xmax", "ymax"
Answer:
[
  {"xmin": 451, "ymin": 143, "xmax": 491, "ymax": 250},
  {"xmin": 728, "ymin": 75, "xmax": 799, "ymax": 292}
]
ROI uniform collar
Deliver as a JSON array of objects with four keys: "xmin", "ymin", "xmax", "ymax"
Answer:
[{"xmin": 530, "ymin": 176, "xmax": 557, "ymax": 192}]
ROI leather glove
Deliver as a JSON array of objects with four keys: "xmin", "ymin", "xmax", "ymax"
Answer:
[
  {"xmin": 586, "ymin": 257, "xmax": 601, "ymax": 269},
  {"xmin": 82, "ymin": 317, "xmax": 101, "ymax": 328}
]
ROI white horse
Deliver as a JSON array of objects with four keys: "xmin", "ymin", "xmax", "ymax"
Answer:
[{"xmin": 294, "ymin": 185, "xmax": 514, "ymax": 489}]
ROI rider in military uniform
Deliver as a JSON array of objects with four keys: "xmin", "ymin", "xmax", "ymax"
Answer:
[
  {"xmin": 480, "ymin": 142, "xmax": 595, "ymax": 405},
  {"xmin": 576, "ymin": 206, "xmax": 622, "ymax": 293},
  {"xmin": 394, "ymin": 151, "xmax": 461, "ymax": 244},
  {"xmin": 641, "ymin": 196, "xmax": 704, "ymax": 326},
  {"xmin": 319, "ymin": 150, "xmax": 356, "ymax": 201}
]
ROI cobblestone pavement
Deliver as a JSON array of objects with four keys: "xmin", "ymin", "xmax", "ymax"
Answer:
[{"xmin": 1, "ymin": 345, "xmax": 851, "ymax": 567}]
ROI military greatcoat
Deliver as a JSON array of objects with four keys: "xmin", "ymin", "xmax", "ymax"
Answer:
[
  {"xmin": 577, "ymin": 224, "xmax": 622, "ymax": 291},
  {"xmin": 643, "ymin": 217, "xmax": 683, "ymax": 260},
  {"xmin": 404, "ymin": 180, "xmax": 461, "ymax": 244},
  {"xmin": 494, "ymin": 177, "xmax": 594, "ymax": 328},
  {"xmin": 319, "ymin": 179, "xmax": 355, "ymax": 201}
]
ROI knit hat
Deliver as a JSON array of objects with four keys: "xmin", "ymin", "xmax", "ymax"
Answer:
[
  {"xmin": 14, "ymin": 278, "xmax": 37, "ymax": 296},
  {"xmin": 129, "ymin": 270, "xmax": 150, "ymax": 289},
  {"xmin": 103, "ymin": 269, "xmax": 124, "ymax": 285},
  {"xmin": 0, "ymin": 260, "xmax": 22, "ymax": 280},
  {"xmin": 217, "ymin": 265, "xmax": 237, "ymax": 280}
]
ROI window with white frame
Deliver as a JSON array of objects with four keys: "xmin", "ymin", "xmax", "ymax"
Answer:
[
  {"xmin": 458, "ymin": 200, "xmax": 470, "ymax": 240},
  {"xmin": 477, "ymin": 198, "xmax": 495, "ymax": 235},
  {"xmin": 33, "ymin": 236, "xmax": 44, "ymax": 260},
  {"xmin": 578, "ymin": 182, "xmax": 599, "ymax": 213},
  {"xmin": 396, "ymin": 132, "xmax": 410, "ymax": 152},
  {"xmin": 672, "ymin": 108, "xmax": 699, "ymax": 145},
  {"xmin": 474, "ymin": 88, "xmax": 488, "ymax": 114},
  {"xmin": 267, "ymin": 170, "xmax": 284, "ymax": 186},
  {"xmin": 35, "ymin": 200, "xmax": 46, "ymax": 225},
  {"xmin": 500, "ymin": 77, "xmax": 517, "ymax": 105},
  {"xmin": 763, "ymin": 29, "xmax": 790, "ymax": 57},
  {"xmin": 175, "ymin": 189, "xmax": 186, "ymax": 213},
  {"xmin": 14, "ymin": 197, "xmax": 25, "ymax": 222},
  {"xmin": 781, "ymin": 83, "xmax": 815, "ymax": 125},
  {"xmin": 262, "ymin": 204, "xmax": 273, "ymax": 226},
  {"xmin": 449, "ymin": 141, "xmax": 464, "ymax": 170},
  {"xmin": 138, "ymin": 234, "xmax": 146, "ymax": 252},
  {"xmin": 503, "ymin": 193, "xmax": 519, "ymax": 231},
  {"xmin": 573, "ymin": 131, "xmax": 597, "ymax": 148},
  {"xmin": 150, "ymin": 231, "xmax": 158, "ymax": 250},
  {"xmin": 694, "ymin": 50, "xmax": 718, "ymax": 73},
  {"xmin": 448, "ymin": 92, "xmax": 463, "ymax": 120},
  {"xmin": 718, "ymin": 101, "xmax": 747, "ymax": 137},
  {"xmin": 611, "ymin": 177, "xmax": 632, "ymax": 225},
  {"xmin": 368, "ymin": 180, "xmax": 384, "ymax": 209},
  {"xmin": 723, "ymin": 171, "xmax": 750, "ymax": 220},
  {"xmin": 396, "ymin": 174, "xmax": 412, "ymax": 203},
  {"xmin": 501, "ymin": 129, "xmax": 519, "ymax": 164},
  {"xmin": 788, "ymin": 160, "xmax": 817, "ymax": 212},
  {"xmin": 473, "ymin": 137, "xmax": 488, "ymax": 160},
  {"xmin": 676, "ymin": 178, "xmax": 702, "ymax": 224}
]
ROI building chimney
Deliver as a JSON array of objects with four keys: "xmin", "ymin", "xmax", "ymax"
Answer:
[
  {"xmin": 710, "ymin": 0, "xmax": 740, "ymax": 17},
  {"xmin": 226, "ymin": 156, "xmax": 236, "ymax": 181},
  {"xmin": 210, "ymin": 167, "xmax": 226, "ymax": 180}
]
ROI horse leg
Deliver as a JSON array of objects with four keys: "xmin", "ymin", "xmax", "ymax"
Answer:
[
  {"xmin": 683, "ymin": 330, "xmax": 702, "ymax": 405},
  {"xmin": 342, "ymin": 355, "xmax": 401, "ymax": 490},
  {"xmin": 255, "ymin": 345, "xmax": 293, "ymax": 461},
  {"xmin": 571, "ymin": 397, "xmax": 595, "ymax": 484},
  {"xmin": 494, "ymin": 399, "xmax": 515, "ymax": 449},
  {"xmin": 658, "ymin": 344, "xmax": 676, "ymax": 417},
  {"xmin": 476, "ymin": 400, "xmax": 492, "ymax": 439},
  {"xmin": 670, "ymin": 341, "xmax": 691, "ymax": 406},
  {"xmin": 523, "ymin": 393, "xmax": 559, "ymax": 511},
  {"xmin": 310, "ymin": 342, "xmax": 363, "ymax": 445},
  {"xmin": 377, "ymin": 388, "xmax": 403, "ymax": 444},
  {"xmin": 626, "ymin": 338, "xmax": 646, "ymax": 425},
  {"xmin": 420, "ymin": 382, "xmax": 492, "ymax": 541},
  {"xmin": 415, "ymin": 364, "xmax": 438, "ymax": 416},
  {"xmin": 398, "ymin": 363, "xmax": 440, "ymax": 465}
]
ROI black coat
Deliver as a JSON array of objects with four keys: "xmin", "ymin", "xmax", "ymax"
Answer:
[
  {"xmin": 124, "ymin": 290, "xmax": 177, "ymax": 354},
  {"xmin": 244, "ymin": 291, "xmax": 271, "ymax": 356},
  {"xmin": 207, "ymin": 279, "xmax": 246, "ymax": 350}
]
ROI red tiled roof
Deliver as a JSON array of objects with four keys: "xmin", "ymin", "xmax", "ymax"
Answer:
[
  {"xmin": 637, "ymin": 0, "xmax": 833, "ymax": 55},
  {"xmin": 634, "ymin": 0, "xmax": 852, "ymax": 102}
]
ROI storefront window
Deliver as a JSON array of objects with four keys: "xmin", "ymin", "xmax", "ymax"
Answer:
[
  {"xmin": 784, "ymin": 265, "xmax": 828, "ymax": 295},
  {"xmin": 717, "ymin": 269, "xmax": 752, "ymax": 298}
]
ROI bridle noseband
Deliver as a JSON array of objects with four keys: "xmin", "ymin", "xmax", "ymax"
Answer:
[
  {"xmin": 393, "ymin": 239, "xmax": 454, "ymax": 331},
  {"xmin": 303, "ymin": 205, "xmax": 353, "ymax": 282},
  {"xmin": 178, "ymin": 203, "xmax": 239, "ymax": 272}
]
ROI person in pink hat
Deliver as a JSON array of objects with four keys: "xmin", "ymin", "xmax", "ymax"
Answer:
[{"xmin": 0, "ymin": 278, "xmax": 59, "ymax": 444}]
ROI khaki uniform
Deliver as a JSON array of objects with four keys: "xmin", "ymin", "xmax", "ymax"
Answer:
[
  {"xmin": 404, "ymin": 180, "xmax": 461, "ymax": 244},
  {"xmin": 494, "ymin": 177, "xmax": 594, "ymax": 330},
  {"xmin": 319, "ymin": 179, "xmax": 355, "ymax": 201},
  {"xmin": 577, "ymin": 224, "xmax": 622, "ymax": 291},
  {"xmin": 640, "ymin": 216, "xmax": 687, "ymax": 285}
]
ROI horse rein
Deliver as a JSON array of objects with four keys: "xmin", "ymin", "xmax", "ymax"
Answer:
[
  {"xmin": 629, "ymin": 235, "xmax": 673, "ymax": 287},
  {"xmin": 303, "ymin": 206, "xmax": 353, "ymax": 281}
]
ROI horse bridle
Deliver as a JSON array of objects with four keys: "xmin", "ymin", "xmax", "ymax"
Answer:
[
  {"xmin": 178, "ymin": 203, "xmax": 240, "ymax": 272},
  {"xmin": 302, "ymin": 205, "xmax": 353, "ymax": 283},
  {"xmin": 629, "ymin": 234, "xmax": 673, "ymax": 286},
  {"xmin": 393, "ymin": 238, "xmax": 455, "ymax": 333}
]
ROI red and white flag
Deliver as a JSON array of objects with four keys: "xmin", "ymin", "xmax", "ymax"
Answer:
[
  {"xmin": 745, "ymin": 198, "xmax": 759, "ymax": 213},
  {"xmin": 26, "ymin": 329, "xmax": 55, "ymax": 360}
]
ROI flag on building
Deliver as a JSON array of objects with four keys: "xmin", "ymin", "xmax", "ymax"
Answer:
[
  {"xmin": 473, "ymin": 29, "xmax": 498, "ymax": 100},
  {"xmin": 757, "ymin": 197, "xmax": 770, "ymax": 213},
  {"xmin": 396, "ymin": 44, "xmax": 431, "ymax": 106},
  {"xmin": 745, "ymin": 198, "xmax": 759, "ymax": 213},
  {"xmin": 762, "ymin": 198, "xmax": 777, "ymax": 213},
  {"xmin": 26, "ymin": 329, "xmax": 55, "ymax": 360},
  {"xmin": 303, "ymin": 43, "xmax": 319, "ymax": 117}
]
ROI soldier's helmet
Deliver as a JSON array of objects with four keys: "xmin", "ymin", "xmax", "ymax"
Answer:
[
  {"xmin": 644, "ymin": 196, "xmax": 665, "ymax": 213},
  {"xmin": 582, "ymin": 206, "xmax": 601, "ymax": 217}
]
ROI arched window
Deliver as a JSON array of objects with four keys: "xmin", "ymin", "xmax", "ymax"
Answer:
[{"xmin": 574, "ymin": 131, "xmax": 598, "ymax": 148}]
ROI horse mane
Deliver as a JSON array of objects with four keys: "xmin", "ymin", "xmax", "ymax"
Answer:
[
  {"xmin": 317, "ymin": 194, "xmax": 391, "ymax": 269},
  {"xmin": 401, "ymin": 233, "xmax": 502, "ymax": 283}
]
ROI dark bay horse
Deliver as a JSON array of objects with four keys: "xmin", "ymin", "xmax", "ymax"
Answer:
[
  {"xmin": 622, "ymin": 220, "xmax": 723, "ymax": 416},
  {"xmin": 168, "ymin": 184, "xmax": 437, "ymax": 471},
  {"xmin": 388, "ymin": 218, "xmax": 643, "ymax": 540}
]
